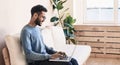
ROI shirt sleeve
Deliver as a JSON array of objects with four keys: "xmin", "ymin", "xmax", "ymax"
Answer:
[
  {"xmin": 20, "ymin": 29, "xmax": 51, "ymax": 61},
  {"xmin": 44, "ymin": 44, "xmax": 57, "ymax": 54}
]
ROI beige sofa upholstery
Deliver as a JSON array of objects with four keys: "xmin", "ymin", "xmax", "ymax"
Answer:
[
  {"xmin": 4, "ymin": 34, "xmax": 27, "ymax": 65},
  {"xmin": 3, "ymin": 26, "xmax": 91, "ymax": 65},
  {"xmin": 2, "ymin": 47, "xmax": 10, "ymax": 65}
]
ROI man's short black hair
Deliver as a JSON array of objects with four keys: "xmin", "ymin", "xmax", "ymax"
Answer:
[{"xmin": 31, "ymin": 5, "xmax": 47, "ymax": 16}]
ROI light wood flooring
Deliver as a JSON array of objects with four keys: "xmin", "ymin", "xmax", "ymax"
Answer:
[{"xmin": 85, "ymin": 57, "xmax": 120, "ymax": 65}]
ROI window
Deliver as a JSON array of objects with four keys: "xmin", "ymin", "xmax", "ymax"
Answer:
[
  {"xmin": 85, "ymin": 0, "xmax": 114, "ymax": 24},
  {"xmin": 73, "ymin": 0, "xmax": 120, "ymax": 25}
]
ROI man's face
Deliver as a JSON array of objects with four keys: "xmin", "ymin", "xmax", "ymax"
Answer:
[{"xmin": 35, "ymin": 11, "xmax": 46, "ymax": 26}]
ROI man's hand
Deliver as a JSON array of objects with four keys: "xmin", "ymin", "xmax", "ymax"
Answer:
[
  {"xmin": 50, "ymin": 52, "xmax": 61, "ymax": 59},
  {"xmin": 50, "ymin": 52, "xmax": 67, "ymax": 59},
  {"xmin": 58, "ymin": 51, "xmax": 67, "ymax": 58}
]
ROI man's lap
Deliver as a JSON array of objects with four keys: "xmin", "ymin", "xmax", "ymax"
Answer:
[{"xmin": 28, "ymin": 58, "xmax": 78, "ymax": 65}]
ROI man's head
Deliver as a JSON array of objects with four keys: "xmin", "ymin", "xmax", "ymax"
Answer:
[{"xmin": 31, "ymin": 5, "xmax": 47, "ymax": 26}]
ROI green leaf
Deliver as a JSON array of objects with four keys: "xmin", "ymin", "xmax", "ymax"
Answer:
[
  {"xmin": 53, "ymin": 5, "xmax": 56, "ymax": 9},
  {"xmin": 53, "ymin": 0, "xmax": 59, "ymax": 4},
  {"xmin": 64, "ymin": 23, "xmax": 73, "ymax": 28},
  {"xmin": 50, "ymin": 16, "xmax": 59, "ymax": 22},
  {"xmin": 63, "ymin": 28, "xmax": 69, "ymax": 37},
  {"xmin": 64, "ymin": 15, "xmax": 76, "ymax": 25},
  {"xmin": 67, "ymin": 15, "xmax": 73, "ymax": 24},
  {"xmin": 69, "ymin": 28, "xmax": 74, "ymax": 34},
  {"xmin": 63, "ymin": 28, "xmax": 74, "ymax": 37},
  {"xmin": 57, "ymin": 1, "xmax": 64, "ymax": 10}
]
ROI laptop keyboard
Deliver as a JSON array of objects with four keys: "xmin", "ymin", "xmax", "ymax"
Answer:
[{"xmin": 59, "ymin": 56, "xmax": 69, "ymax": 60}]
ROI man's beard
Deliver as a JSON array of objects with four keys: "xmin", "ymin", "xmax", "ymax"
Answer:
[{"xmin": 35, "ymin": 18, "xmax": 41, "ymax": 26}]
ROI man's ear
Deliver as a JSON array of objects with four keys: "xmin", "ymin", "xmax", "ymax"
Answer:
[{"xmin": 33, "ymin": 13, "xmax": 38, "ymax": 19}]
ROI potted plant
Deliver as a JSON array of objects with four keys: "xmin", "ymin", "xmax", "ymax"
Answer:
[{"xmin": 50, "ymin": 0, "xmax": 76, "ymax": 44}]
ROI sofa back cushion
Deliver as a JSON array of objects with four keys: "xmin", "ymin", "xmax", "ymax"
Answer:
[
  {"xmin": 41, "ymin": 26, "xmax": 66, "ymax": 51},
  {"xmin": 41, "ymin": 27, "xmax": 55, "ymax": 48},
  {"xmin": 51, "ymin": 26, "xmax": 66, "ymax": 50},
  {"xmin": 5, "ymin": 34, "xmax": 27, "ymax": 65}
]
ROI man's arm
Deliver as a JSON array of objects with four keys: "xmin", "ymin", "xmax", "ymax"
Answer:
[
  {"xmin": 20, "ymin": 30, "xmax": 51, "ymax": 61},
  {"xmin": 44, "ymin": 44, "xmax": 67, "ymax": 58},
  {"xmin": 44, "ymin": 44, "xmax": 57, "ymax": 54}
]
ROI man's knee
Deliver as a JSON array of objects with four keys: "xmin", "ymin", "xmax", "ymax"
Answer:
[
  {"xmin": 65, "ymin": 62, "xmax": 72, "ymax": 65},
  {"xmin": 70, "ymin": 58, "xmax": 78, "ymax": 65},
  {"xmin": 71, "ymin": 58, "xmax": 77, "ymax": 62}
]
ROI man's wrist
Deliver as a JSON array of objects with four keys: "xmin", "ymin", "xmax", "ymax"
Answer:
[{"xmin": 48, "ymin": 54, "xmax": 52, "ymax": 59}]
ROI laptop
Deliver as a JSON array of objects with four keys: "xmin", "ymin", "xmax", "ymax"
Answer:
[{"xmin": 49, "ymin": 45, "xmax": 76, "ymax": 62}]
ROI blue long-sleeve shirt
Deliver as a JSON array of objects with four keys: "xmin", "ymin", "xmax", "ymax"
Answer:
[{"xmin": 20, "ymin": 25, "xmax": 56, "ymax": 63}]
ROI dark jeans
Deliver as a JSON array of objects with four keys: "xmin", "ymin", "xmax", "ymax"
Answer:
[{"xmin": 28, "ymin": 58, "xmax": 78, "ymax": 65}]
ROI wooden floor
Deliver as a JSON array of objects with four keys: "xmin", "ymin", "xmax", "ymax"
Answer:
[{"xmin": 86, "ymin": 57, "xmax": 120, "ymax": 65}]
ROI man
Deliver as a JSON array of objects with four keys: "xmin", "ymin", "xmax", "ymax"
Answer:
[{"xmin": 20, "ymin": 5, "xmax": 78, "ymax": 65}]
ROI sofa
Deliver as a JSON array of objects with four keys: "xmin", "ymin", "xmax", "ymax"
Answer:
[{"xmin": 3, "ymin": 26, "xmax": 91, "ymax": 65}]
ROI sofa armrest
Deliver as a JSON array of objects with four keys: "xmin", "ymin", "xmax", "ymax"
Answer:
[
  {"xmin": 2, "ymin": 47, "xmax": 10, "ymax": 65},
  {"xmin": 72, "ymin": 45, "xmax": 91, "ymax": 65}
]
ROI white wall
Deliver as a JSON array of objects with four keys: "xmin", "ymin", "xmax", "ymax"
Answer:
[
  {"xmin": 8, "ymin": 0, "xmax": 54, "ymax": 34},
  {"xmin": 64, "ymin": 0, "xmax": 73, "ymax": 16},
  {"xmin": 0, "ymin": 0, "xmax": 53, "ymax": 35},
  {"xmin": 73, "ymin": 0, "xmax": 84, "ymax": 25},
  {"xmin": 0, "ymin": 0, "xmax": 9, "ymax": 65},
  {"xmin": 0, "ymin": 0, "xmax": 53, "ymax": 65}
]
